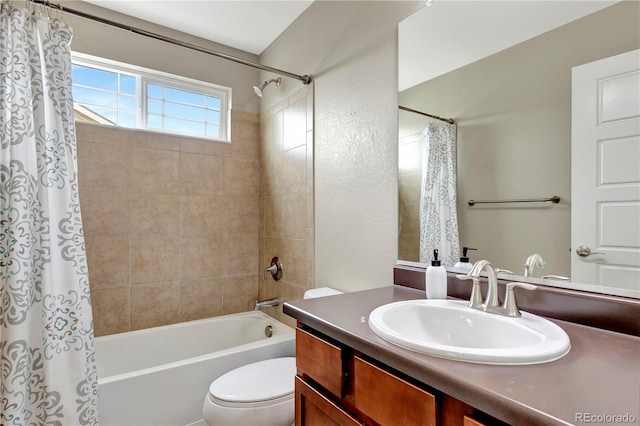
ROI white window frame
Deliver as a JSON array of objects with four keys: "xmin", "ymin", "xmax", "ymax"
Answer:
[{"xmin": 71, "ymin": 52, "xmax": 232, "ymax": 143}]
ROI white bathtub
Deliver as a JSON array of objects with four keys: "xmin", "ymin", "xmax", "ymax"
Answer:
[{"xmin": 95, "ymin": 311, "xmax": 295, "ymax": 426}]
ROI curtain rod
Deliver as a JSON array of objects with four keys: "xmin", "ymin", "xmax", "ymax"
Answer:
[
  {"xmin": 399, "ymin": 105, "xmax": 455, "ymax": 125},
  {"xmin": 26, "ymin": 0, "xmax": 312, "ymax": 85}
]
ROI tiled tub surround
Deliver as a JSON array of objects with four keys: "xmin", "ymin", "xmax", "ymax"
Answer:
[
  {"xmin": 78, "ymin": 110, "xmax": 262, "ymax": 335},
  {"xmin": 258, "ymin": 86, "xmax": 314, "ymax": 327},
  {"xmin": 398, "ymin": 133, "xmax": 421, "ymax": 262}
]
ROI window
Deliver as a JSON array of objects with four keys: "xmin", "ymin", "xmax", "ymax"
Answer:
[{"xmin": 71, "ymin": 53, "xmax": 231, "ymax": 142}]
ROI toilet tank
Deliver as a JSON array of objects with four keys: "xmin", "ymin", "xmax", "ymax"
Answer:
[{"xmin": 303, "ymin": 287, "xmax": 343, "ymax": 299}]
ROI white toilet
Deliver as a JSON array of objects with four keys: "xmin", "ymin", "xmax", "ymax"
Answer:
[
  {"xmin": 202, "ymin": 287, "xmax": 343, "ymax": 426},
  {"xmin": 202, "ymin": 357, "xmax": 296, "ymax": 426}
]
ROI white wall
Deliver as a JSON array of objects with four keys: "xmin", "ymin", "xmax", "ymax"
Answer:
[{"xmin": 260, "ymin": 1, "xmax": 422, "ymax": 292}]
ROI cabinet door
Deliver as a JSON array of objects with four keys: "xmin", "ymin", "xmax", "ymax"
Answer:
[
  {"xmin": 296, "ymin": 377, "xmax": 364, "ymax": 426},
  {"xmin": 463, "ymin": 416, "xmax": 487, "ymax": 426},
  {"xmin": 441, "ymin": 394, "xmax": 492, "ymax": 426},
  {"xmin": 353, "ymin": 356, "xmax": 436, "ymax": 426},
  {"xmin": 296, "ymin": 328, "xmax": 345, "ymax": 397}
]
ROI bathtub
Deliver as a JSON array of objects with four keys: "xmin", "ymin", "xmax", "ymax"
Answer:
[{"xmin": 95, "ymin": 311, "xmax": 295, "ymax": 426}]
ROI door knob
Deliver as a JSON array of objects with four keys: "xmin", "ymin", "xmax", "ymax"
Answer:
[{"xmin": 576, "ymin": 245, "xmax": 605, "ymax": 257}]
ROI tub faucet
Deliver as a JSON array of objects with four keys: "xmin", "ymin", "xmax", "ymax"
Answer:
[{"xmin": 254, "ymin": 298, "xmax": 279, "ymax": 311}]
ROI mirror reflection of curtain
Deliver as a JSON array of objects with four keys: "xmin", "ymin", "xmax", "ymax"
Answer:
[
  {"xmin": 419, "ymin": 121, "xmax": 460, "ymax": 265},
  {"xmin": 0, "ymin": 1, "xmax": 98, "ymax": 423}
]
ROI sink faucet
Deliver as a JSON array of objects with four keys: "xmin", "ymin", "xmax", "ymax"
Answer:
[
  {"xmin": 524, "ymin": 253, "xmax": 545, "ymax": 277},
  {"xmin": 457, "ymin": 260, "xmax": 537, "ymax": 317},
  {"xmin": 466, "ymin": 259, "xmax": 500, "ymax": 310}
]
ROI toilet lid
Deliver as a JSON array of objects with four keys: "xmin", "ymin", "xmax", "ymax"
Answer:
[{"xmin": 209, "ymin": 357, "xmax": 296, "ymax": 404}]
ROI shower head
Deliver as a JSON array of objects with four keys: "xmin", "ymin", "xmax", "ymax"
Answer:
[{"xmin": 252, "ymin": 77, "xmax": 281, "ymax": 97}]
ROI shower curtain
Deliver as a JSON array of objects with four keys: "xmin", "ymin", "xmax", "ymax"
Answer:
[
  {"xmin": 419, "ymin": 120, "xmax": 460, "ymax": 266},
  {"xmin": 0, "ymin": 1, "xmax": 98, "ymax": 424}
]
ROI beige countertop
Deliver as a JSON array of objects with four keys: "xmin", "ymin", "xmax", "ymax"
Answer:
[{"xmin": 283, "ymin": 285, "xmax": 640, "ymax": 426}]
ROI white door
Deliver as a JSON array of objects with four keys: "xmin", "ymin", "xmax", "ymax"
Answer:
[{"xmin": 571, "ymin": 49, "xmax": 640, "ymax": 292}]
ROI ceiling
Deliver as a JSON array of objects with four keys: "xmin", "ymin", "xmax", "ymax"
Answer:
[
  {"xmin": 81, "ymin": 0, "xmax": 314, "ymax": 55},
  {"xmin": 399, "ymin": 0, "xmax": 620, "ymax": 91},
  {"xmin": 80, "ymin": 0, "xmax": 620, "ymax": 90}
]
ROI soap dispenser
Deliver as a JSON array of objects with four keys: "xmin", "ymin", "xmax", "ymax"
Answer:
[
  {"xmin": 454, "ymin": 247, "xmax": 477, "ymax": 271},
  {"xmin": 425, "ymin": 249, "xmax": 447, "ymax": 299}
]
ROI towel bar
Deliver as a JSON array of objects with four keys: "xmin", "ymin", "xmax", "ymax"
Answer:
[{"xmin": 468, "ymin": 196, "xmax": 560, "ymax": 206}]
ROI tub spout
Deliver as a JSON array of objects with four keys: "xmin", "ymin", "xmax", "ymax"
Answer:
[{"xmin": 254, "ymin": 298, "xmax": 279, "ymax": 311}]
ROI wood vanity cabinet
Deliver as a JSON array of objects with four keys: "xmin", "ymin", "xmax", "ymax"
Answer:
[{"xmin": 295, "ymin": 326, "xmax": 499, "ymax": 426}]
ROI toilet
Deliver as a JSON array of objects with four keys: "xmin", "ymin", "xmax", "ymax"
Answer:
[
  {"xmin": 202, "ymin": 287, "xmax": 343, "ymax": 426},
  {"xmin": 202, "ymin": 357, "xmax": 296, "ymax": 426}
]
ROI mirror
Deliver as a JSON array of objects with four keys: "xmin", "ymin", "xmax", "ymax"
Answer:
[{"xmin": 398, "ymin": 1, "xmax": 639, "ymax": 298}]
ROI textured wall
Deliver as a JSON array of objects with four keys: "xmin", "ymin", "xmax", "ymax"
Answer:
[{"xmin": 260, "ymin": 1, "xmax": 422, "ymax": 293}]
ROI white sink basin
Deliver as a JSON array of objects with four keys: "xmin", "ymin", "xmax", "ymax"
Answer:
[{"xmin": 368, "ymin": 300, "xmax": 570, "ymax": 365}]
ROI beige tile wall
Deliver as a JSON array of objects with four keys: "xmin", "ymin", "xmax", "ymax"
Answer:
[
  {"xmin": 398, "ymin": 133, "xmax": 421, "ymax": 262},
  {"xmin": 78, "ymin": 110, "xmax": 261, "ymax": 336},
  {"xmin": 258, "ymin": 86, "xmax": 314, "ymax": 327}
]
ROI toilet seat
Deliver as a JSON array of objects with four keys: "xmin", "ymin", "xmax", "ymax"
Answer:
[{"xmin": 207, "ymin": 357, "xmax": 296, "ymax": 408}]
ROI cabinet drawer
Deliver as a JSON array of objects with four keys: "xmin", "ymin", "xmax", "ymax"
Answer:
[
  {"xmin": 296, "ymin": 377, "xmax": 364, "ymax": 426},
  {"xmin": 463, "ymin": 416, "xmax": 487, "ymax": 426},
  {"xmin": 353, "ymin": 356, "xmax": 436, "ymax": 426},
  {"xmin": 296, "ymin": 328, "xmax": 344, "ymax": 397}
]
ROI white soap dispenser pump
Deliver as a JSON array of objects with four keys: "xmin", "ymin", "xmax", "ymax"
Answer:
[
  {"xmin": 454, "ymin": 247, "xmax": 477, "ymax": 271},
  {"xmin": 425, "ymin": 249, "xmax": 447, "ymax": 299}
]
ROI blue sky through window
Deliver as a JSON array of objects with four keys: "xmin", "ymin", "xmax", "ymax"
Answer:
[
  {"xmin": 71, "ymin": 56, "xmax": 229, "ymax": 140},
  {"xmin": 72, "ymin": 64, "xmax": 135, "ymax": 127}
]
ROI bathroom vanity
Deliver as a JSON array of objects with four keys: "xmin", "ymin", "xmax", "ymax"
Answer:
[
  {"xmin": 283, "ymin": 276, "xmax": 640, "ymax": 426},
  {"xmin": 293, "ymin": 323, "xmax": 499, "ymax": 426}
]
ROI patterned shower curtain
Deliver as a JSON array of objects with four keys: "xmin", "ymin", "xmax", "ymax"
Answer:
[
  {"xmin": 0, "ymin": 1, "xmax": 98, "ymax": 424},
  {"xmin": 419, "ymin": 120, "xmax": 460, "ymax": 266}
]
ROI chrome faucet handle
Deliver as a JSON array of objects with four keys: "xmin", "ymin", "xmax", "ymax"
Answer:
[
  {"xmin": 263, "ymin": 264, "xmax": 278, "ymax": 280},
  {"xmin": 456, "ymin": 274, "xmax": 483, "ymax": 309},
  {"xmin": 541, "ymin": 274, "xmax": 571, "ymax": 281},
  {"xmin": 501, "ymin": 282, "xmax": 537, "ymax": 317},
  {"xmin": 263, "ymin": 257, "xmax": 283, "ymax": 281}
]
